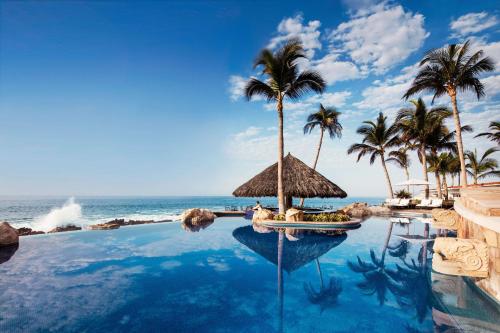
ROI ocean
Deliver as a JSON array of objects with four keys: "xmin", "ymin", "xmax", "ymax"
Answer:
[{"xmin": 0, "ymin": 196, "xmax": 384, "ymax": 231}]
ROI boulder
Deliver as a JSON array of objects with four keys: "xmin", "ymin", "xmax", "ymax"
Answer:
[
  {"xmin": 0, "ymin": 243, "xmax": 18, "ymax": 264},
  {"xmin": 180, "ymin": 208, "xmax": 216, "ymax": 224},
  {"xmin": 48, "ymin": 224, "xmax": 82, "ymax": 233},
  {"xmin": 368, "ymin": 205, "xmax": 392, "ymax": 216},
  {"xmin": 89, "ymin": 223, "xmax": 121, "ymax": 230},
  {"xmin": 252, "ymin": 208, "xmax": 274, "ymax": 223},
  {"xmin": 0, "ymin": 222, "xmax": 19, "ymax": 247},
  {"xmin": 16, "ymin": 227, "xmax": 45, "ymax": 236},
  {"xmin": 338, "ymin": 202, "xmax": 372, "ymax": 218},
  {"xmin": 285, "ymin": 208, "xmax": 304, "ymax": 222}
]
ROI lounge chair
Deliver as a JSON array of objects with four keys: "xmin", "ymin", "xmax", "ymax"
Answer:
[
  {"xmin": 386, "ymin": 198, "xmax": 400, "ymax": 207},
  {"xmin": 416, "ymin": 199, "xmax": 432, "ymax": 208},
  {"xmin": 428, "ymin": 199, "xmax": 443, "ymax": 208},
  {"xmin": 393, "ymin": 199, "xmax": 410, "ymax": 208}
]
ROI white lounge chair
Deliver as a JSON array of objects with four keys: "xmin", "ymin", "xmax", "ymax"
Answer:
[
  {"xmin": 416, "ymin": 199, "xmax": 432, "ymax": 208},
  {"xmin": 393, "ymin": 199, "xmax": 410, "ymax": 208},
  {"xmin": 428, "ymin": 199, "xmax": 443, "ymax": 208},
  {"xmin": 386, "ymin": 198, "xmax": 400, "ymax": 207}
]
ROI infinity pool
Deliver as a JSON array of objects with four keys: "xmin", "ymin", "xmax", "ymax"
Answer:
[{"xmin": 0, "ymin": 217, "xmax": 498, "ymax": 332}]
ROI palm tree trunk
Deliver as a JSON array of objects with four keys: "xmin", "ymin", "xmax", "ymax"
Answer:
[
  {"xmin": 404, "ymin": 166, "xmax": 410, "ymax": 193},
  {"xmin": 299, "ymin": 128, "xmax": 324, "ymax": 207},
  {"xmin": 434, "ymin": 170, "xmax": 442, "ymax": 198},
  {"xmin": 380, "ymin": 154, "xmax": 394, "ymax": 198},
  {"xmin": 420, "ymin": 146, "xmax": 429, "ymax": 198},
  {"xmin": 442, "ymin": 173, "xmax": 449, "ymax": 200},
  {"xmin": 277, "ymin": 97, "xmax": 285, "ymax": 214},
  {"xmin": 449, "ymin": 91, "xmax": 468, "ymax": 188}
]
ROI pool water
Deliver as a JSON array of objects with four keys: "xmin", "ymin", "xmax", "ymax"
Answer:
[{"xmin": 0, "ymin": 217, "xmax": 498, "ymax": 332}]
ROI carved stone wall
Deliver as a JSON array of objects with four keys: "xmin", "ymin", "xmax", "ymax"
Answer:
[
  {"xmin": 433, "ymin": 237, "xmax": 489, "ymax": 278},
  {"xmin": 432, "ymin": 209, "xmax": 459, "ymax": 230}
]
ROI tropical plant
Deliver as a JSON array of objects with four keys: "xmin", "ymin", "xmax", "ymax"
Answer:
[
  {"xmin": 387, "ymin": 147, "xmax": 411, "ymax": 192},
  {"xmin": 404, "ymin": 40, "xmax": 495, "ymax": 187},
  {"xmin": 426, "ymin": 124, "xmax": 472, "ymax": 198},
  {"xmin": 465, "ymin": 148, "xmax": 500, "ymax": 184},
  {"xmin": 475, "ymin": 121, "xmax": 500, "ymax": 145},
  {"xmin": 396, "ymin": 98, "xmax": 451, "ymax": 198},
  {"xmin": 245, "ymin": 40, "xmax": 326, "ymax": 214},
  {"xmin": 428, "ymin": 152, "xmax": 456, "ymax": 199},
  {"xmin": 300, "ymin": 104, "xmax": 342, "ymax": 206},
  {"xmin": 394, "ymin": 189, "xmax": 411, "ymax": 199},
  {"xmin": 347, "ymin": 112, "xmax": 399, "ymax": 198}
]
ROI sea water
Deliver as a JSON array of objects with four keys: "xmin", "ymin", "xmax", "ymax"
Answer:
[{"xmin": 0, "ymin": 196, "xmax": 383, "ymax": 230}]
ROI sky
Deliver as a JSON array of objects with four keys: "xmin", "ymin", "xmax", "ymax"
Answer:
[{"xmin": 0, "ymin": 0, "xmax": 499, "ymax": 197}]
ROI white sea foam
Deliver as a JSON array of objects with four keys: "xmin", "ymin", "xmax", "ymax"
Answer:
[{"xmin": 34, "ymin": 197, "xmax": 83, "ymax": 232}]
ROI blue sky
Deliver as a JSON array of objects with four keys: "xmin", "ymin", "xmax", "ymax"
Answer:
[{"xmin": 1, "ymin": 0, "xmax": 499, "ymax": 197}]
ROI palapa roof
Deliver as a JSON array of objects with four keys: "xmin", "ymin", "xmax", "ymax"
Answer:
[
  {"xmin": 232, "ymin": 225, "xmax": 346, "ymax": 273},
  {"xmin": 233, "ymin": 153, "xmax": 347, "ymax": 198}
]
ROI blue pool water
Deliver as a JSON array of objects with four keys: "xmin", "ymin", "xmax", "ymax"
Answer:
[{"xmin": 1, "ymin": 216, "xmax": 498, "ymax": 332}]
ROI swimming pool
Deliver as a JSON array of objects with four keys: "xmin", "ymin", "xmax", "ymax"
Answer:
[{"xmin": 0, "ymin": 217, "xmax": 498, "ymax": 332}]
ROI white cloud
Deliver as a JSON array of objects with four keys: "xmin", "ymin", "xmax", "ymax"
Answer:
[
  {"xmin": 228, "ymin": 75, "xmax": 247, "ymax": 101},
  {"xmin": 234, "ymin": 126, "xmax": 262, "ymax": 140},
  {"xmin": 329, "ymin": 4, "xmax": 429, "ymax": 74},
  {"xmin": 311, "ymin": 54, "xmax": 364, "ymax": 84},
  {"xmin": 450, "ymin": 12, "xmax": 498, "ymax": 38},
  {"xmin": 268, "ymin": 14, "xmax": 322, "ymax": 59}
]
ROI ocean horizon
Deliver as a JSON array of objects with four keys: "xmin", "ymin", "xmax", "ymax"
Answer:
[{"xmin": 0, "ymin": 196, "xmax": 384, "ymax": 231}]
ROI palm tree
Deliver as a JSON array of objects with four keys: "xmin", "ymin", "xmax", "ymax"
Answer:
[
  {"xmin": 404, "ymin": 40, "xmax": 495, "ymax": 187},
  {"xmin": 448, "ymin": 154, "xmax": 462, "ymax": 186},
  {"xmin": 303, "ymin": 276, "xmax": 342, "ymax": 313},
  {"xmin": 300, "ymin": 104, "xmax": 342, "ymax": 206},
  {"xmin": 426, "ymin": 124, "xmax": 472, "ymax": 198},
  {"xmin": 387, "ymin": 148, "xmax": 411, "ymax": 192},
  {"xmin": 465, "ymin": 148, "xmax": 500, "ymax": 184},
  {"xmin": 475, "ymin": 121, "xmax": 500, "ymax": 145},
  {"xmin": 347, "ymin": 112, "xmax": 399, "ymax": 198},
  {"xmin": 396, "ymin": 98, "xmax": 451, "ymax": 198},
  {"xmin": 245, "ymin": 40, "xmax": 326, "ymax": 214}
]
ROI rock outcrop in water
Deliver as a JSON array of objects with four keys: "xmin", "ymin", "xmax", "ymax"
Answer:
[
  {"xmin": 48, "ymin": 224, "xmax": 82, "ymax": 233},
  {"xmin": 338, "ymin": 202, "xmax": 372, "ymax": 218},
  {"xmin": 0, "ymin": 243, "xmax": 18, "ymax": 264},
  {"xmin": 180, "ymin": 208, "xmax": 216, "ymax": 224},
  {"xmin": 252, "ymin": 209, "xmax": 274, "ymax": 222},
  {"xmin": 0, "ymin": 222, "xmax": 19, "ymax": 246},
  {"xmin": 17, "ymin": 227, "xmax": 45, "ymax": 236}
]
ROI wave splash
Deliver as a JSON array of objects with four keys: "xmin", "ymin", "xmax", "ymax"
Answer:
[{"xmin": 34, "ymin": 197, "xmax": 82, "ymax": 232}]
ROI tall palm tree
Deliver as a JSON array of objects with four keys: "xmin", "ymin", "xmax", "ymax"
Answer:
[
  {"xmin": 475, "ymin": 121, "xmax": 500, "ymax": 145},
  {"xmin": 396, "ymin": 98, "xmax": 451, "ymax": 198},
  {"xmin": 437, "ymin": 152, "xmax": 457, "ymax": 199},
  {"xmin": 403, "ymin": 40, "xmax": 495, "ymax": 187},
  {"xmin": 300, "ymin": 104, "xmax": 342, "ymax": 206},
  {"xmin": 387, "ymin": 148, "xmax": 411, "ymax": 192},
  {"xmin": 448, "ymin": 154, "xmax": 462, "ymax": 186},
  {"xmin": 465, "ymin": 148, "xmax": 500, "ymax": 184},
  {"xmin": 348, "ymin": 113, "xmax": 399, "ymax": 198},
  {"xmin": 245, "ymin": 40, "xmax": 326, "ymax": 214}
]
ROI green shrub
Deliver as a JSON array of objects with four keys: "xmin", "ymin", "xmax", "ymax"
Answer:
[
  {"xmin": 395, "ymin": 189, "xmax": 411, "ymax": 199},
  {"xmin": 273, "ymin": 213, "xmax": 285, "ymax": 221},
  {"xmin": 303, "ymin": 213, "xmax": 350, "ymax": 222}
]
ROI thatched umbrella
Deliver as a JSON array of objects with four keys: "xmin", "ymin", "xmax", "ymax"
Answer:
[{"xmin": 233, "ymin": 153, "xmax": 346, "ymax": 207}]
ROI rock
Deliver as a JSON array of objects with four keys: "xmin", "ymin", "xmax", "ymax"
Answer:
[
  {"xmin": 0, "ymin": 222, "xmax": 19, "ymax": 247},
  {"xmin": 338, "ymin": 202, "xmax": 372, "ymax": 218},
  {"xmin": 252, "ymin": 208, "xmax": 274, "ymax": 223},
  {"xmin": 285, "ymin": 208, "xmax": 304, "ymax": 222},
  {"xmin": 89, "ymin": 223, "xmax": 120, "ymax": 230},
  {"xmin": 368, "ymin": 205, "xmax": 392, "ymax": 216},
  {"xmin": 0, "ymin": 243, "xmax": 18, "ymax": 264},
  {"xmin": 181, "ymin": 219, "xmax": 214, "ymax": 232},
  {"xmin": 16, "ymin": 227, "xmax": 45, "ymax": 236},
  {"xmin": 180, "ymin": 208, "xmax": 216, "ymax": 224},
  {"xmin": 48, "ymin": 224, "xmax": 82, "ymax": 233}
]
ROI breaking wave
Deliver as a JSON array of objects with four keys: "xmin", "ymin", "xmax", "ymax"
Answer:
[{"xmin": 34, "ymin": 197, "xmax": 83, "ymax": 232}]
